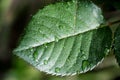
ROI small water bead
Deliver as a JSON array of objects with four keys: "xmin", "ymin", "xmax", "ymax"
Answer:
[
  {"xmin": 72, "ymin": 0, "xmax": 76, "ymax": 3},
  {"xmin": 33, "ymin": 51, "xmax": 38, "ymax": 61},
  {"xmin": 43, "ymin": 44, "xmax": 48, "ymax": 48},
  {"xmin": 39, "ymin": 30, "xmax": 42, "ymax": 33},
  {"xmin": 66, "ymin": 59, "xmax": 70, "ymax": 62},
  {"xmin": 55, "ymin": 37, "xmax": 59, "ymax": 42},
  {"xmin": 104, "ymin": 48, "xmax": 110, "ymax": 55},
  {"xmin": 80, "ymin": 49, "xmax": 85, "ymax": 54},
  {"xmin": 85, "ymin": 4, "xmax": 88, "ymax": 8},
  {"xmin": 81, "ymin": 60, "xmax": 90, "ymax": 72},
  {"xmin": 93, "ymin": 10, "xmax": 98, "ymax": 18},
  {"xmin": 43, "ymin": 60, "xmax": 48, "ymax": 65},
  {"xmin": 55, "ymin": 67, "xmax": 60, "ymax": 73},
  {"xmin": 37, "ymin": 22, "xmax": 40, "ymax": 24},
  {"xmin": 106, "ymin": 48, "xmax": 110, "ymax": 53},
  {"xmin": 45, "ymin": 45, "xmax": 48, "ymax": 48},
  {"xmin": 80, "ymin": 54, "xmax": 86, "ymax": 59},
  {"xmin": 76, "ymin": 70, "xmax": 80, "ymax": 74},
  {"xmin": 67, "ymin": 2, "xmax": 71, "ymax": 6},
  {"xmin": 28, "ymin": 53, "xmax": 33, "ymax": 58},
  {"xmin": 58, "ymin": 25, "xmax": 64, "ymax": 30},
  {"xmin": 32, "ymin": 15, "xmax": 35, "ymax": 18},
  {"xmin": 30, "ymin": 48, "xmax": 34, "ymax": 52},
  {"xmin": 55, "ymin": 23, "xmax": 59, "ymax": 26}
]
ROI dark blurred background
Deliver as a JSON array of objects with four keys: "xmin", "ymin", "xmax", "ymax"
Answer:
[{"xmin": 0, "ymin": 0, "xmax": 120, "ymax": 80}]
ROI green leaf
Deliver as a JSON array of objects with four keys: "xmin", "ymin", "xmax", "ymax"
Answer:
[
  {"xmin": 13, "ymin": 0, "xmax": 112, "ymax": 76},
  {"xmin": 114, "ymin": 26, "xmax": 120, "ymax": 65}
]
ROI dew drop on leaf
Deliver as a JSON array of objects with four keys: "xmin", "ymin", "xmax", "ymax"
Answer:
[
  {"xmin": 30, "ymin": 48, "xmax": 34, "ymax": 52},
  {"xmin": 55, "ymin": 67, "xmax": 60, "ymax": 73},
  {"xmin": 80, "ymin": 49, "xmax": 85, "ymax": 54},
  {"xmin": 72, "ymin": 0, "xmax": 76, "ymax": 3},
  {"xmin": 55, "ymin": 37, "xmax": 59, "ymax": 42},
  {"xmin": 67, "ymin": 2, "xmax": 70, "ymax": 6},
  {"xmin": 80, "ymin": 54, "xmax": 86, "ymax": 59},
  {"xmin": 93, "ymin": 10, "xmax": 98, "ymax": 18},
  {"xmin": 81, "ymin": 60, "xmax": 89, "ymax": 72},
  {"xmin": 28, "ymin": 55, "xmax": 32, "ymax": 58},
  {"xmin": 37, "ymin": 22, "xmax": 40, "ymax": 24},
  {"xmin": 85, "ymin": 4, "xmax": 88, "ymax": 8},
  {"xmin": 104, "ymin": 48, "xmax": 110, "ymax": 55},
  {"xmin": 58, "ymin": 25, "xmax": 64, "ymax": 30},
  {"xmin": 76, "ymin": 70, "xmax": 80, "ymax": 74},
  {"xmin": 43, "ymin": 44, "xmax": 48, "ymax": 48},
  {"xmin": 66, "ymin": 59, "xmax": 70, "ymax": 62},
  {"xmin": 33, "ymin": 51, "xmax": 38, "ymax": 61},
  {"xmin": 43, "ymin": 60, "xmax": 48, "ymax": 65}
]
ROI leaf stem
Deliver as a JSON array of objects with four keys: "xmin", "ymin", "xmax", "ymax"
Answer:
[{"xmin": 101, "ymin": 11, "xmax": 120, "ymax": 27}]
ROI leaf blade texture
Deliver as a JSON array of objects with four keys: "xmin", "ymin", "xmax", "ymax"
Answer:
[{"xmin": 13, "ymin": 0, "xmax": 112, "ymax": 76}]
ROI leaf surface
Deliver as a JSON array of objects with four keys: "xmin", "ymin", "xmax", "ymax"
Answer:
[{"xmin": 13, "ymin": 0, "xmax": 112, "ymax": 76}]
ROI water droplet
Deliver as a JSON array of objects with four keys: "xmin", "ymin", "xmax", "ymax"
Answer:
[
  {"xmin": 33, "ymin": 51, "xmax": 38, "ymax": 61},
  {"xmin": 81, "ymin": 54, "xmax": 86, "ymax": 59},
  {"xmin": 67, "ymin": 2, "xmax": 71, "ymax": 6},
  {"xmin": 37, "ymin": 22, "xmax": 40, "ymax": 24},
  {"xmin": 66, "ymin": 59, "xmax": 70, "ymax": 62},
  {"xmin": 43, "ymin": 44, "xmax": 48, "ymax": 48},
  {"xmin": 76, "ymin": 70, "xmax": 80, "ymax": 74},
  {"xmin": 28, "ymin": 54, "xmax": 32, "ymax": 58},
  {"xmin": 58, "ymin": 25, "xmax": 64, "ymax": 30},
  {"xmin": 30, "ymin": 48, "xmax": 34, "ymax": 52},
  {"xmin": 115, "ymin": 37, "xmax": 117, "ymax": 40},
  {"xmin": 72, "ymin": 0, "xmax": 76, "ymax": 3},
  {"xmin": 85, "ymin": 5, "xmax": 88, "ymax": 8},
  {"xmin": 55, "ymin": 67, "xmax": 60, "ymax": 73},
  {"xmin": 81, "ymin": 60, "xmax": 90, "ymax": 72},
  {"xmin": 43, "ymin": 60, "xmax": 48, "ymax": 65},
  {"xmin": 32, "ymin": 16, "xmax": 35, "ymax": 18},
  {"xmin": 80, "ymin": 49, "xmax": 85, "ymax": 54},
  {"xmin": 104, "ymin": 48, "xmax": 110, "ymax": 55},
  {"xmin": 93, "ymin": 10, "xmax": 98, "ymax": 18},
  {"xmin": 55, "ymin": 37, "xmax": 59, "ymax": 42}
]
